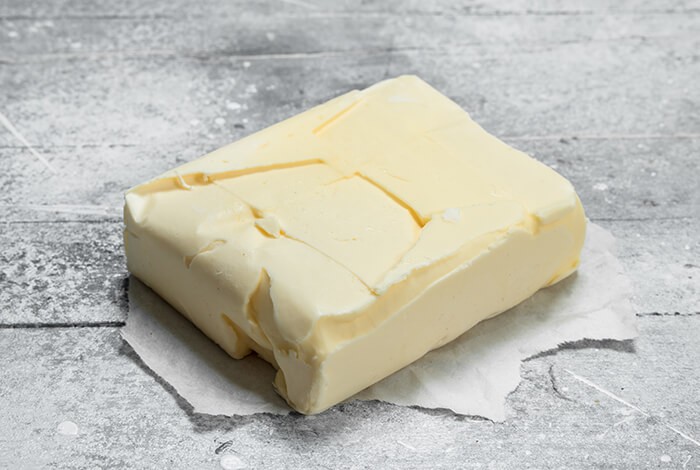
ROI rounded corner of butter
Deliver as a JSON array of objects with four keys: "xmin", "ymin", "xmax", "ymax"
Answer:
[
  {"xmin": 124, "ymin": 191, "xmax": 148, "ymax": 227},
  {"xmin": 532, "ymin": 186, "xmax": 580, "ymax": 225}
]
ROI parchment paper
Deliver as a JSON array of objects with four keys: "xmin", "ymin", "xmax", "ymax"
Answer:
[{"xmin": 122, "ymin": 222, "xmax": 637, "ymax": 420}]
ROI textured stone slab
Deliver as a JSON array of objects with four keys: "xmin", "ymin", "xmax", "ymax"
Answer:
[
  {"xmin": 0, "ymin": 316, "xmax": 697, "ymax": 468},
  {"xmin": 1, "ymin": 26, "xmax": 698, "ymax": 148},
  {"xmin": 2, "ymin": 7, "xmax": 698, "ymax": 59},
  {"xmin": 0, "ymin": 221, "xmax": 127, "ymax": 324}
]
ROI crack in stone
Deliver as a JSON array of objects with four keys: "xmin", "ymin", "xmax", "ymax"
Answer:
[{"xmin": 548, "ymin": 365, "xmax": 574, "ymax": 402}]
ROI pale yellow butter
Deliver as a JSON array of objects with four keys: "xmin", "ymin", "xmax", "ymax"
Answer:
[{"xmin": 124, "ymin": 76, "xmax": 586, "ymax": 414}]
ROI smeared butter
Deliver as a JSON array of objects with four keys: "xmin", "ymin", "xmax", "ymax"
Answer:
[{"xmin": 124, "ymin": 76, "xmax": 586, "ymax": 414}]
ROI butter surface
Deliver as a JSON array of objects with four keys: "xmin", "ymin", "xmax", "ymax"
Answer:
[{"xmin": 124, "ymin": 76, "xmax": 586, "ymax": 414}]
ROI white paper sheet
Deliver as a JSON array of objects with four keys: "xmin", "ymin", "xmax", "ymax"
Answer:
[{"xmin": 122, "ymin": 223, "xmax": 637, "ymax": 420}]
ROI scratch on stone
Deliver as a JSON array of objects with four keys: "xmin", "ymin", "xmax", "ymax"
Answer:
[
  {"xmin": 0, "ymin": 142, "xmax": 139, "ymax": 149},
  {"xmin": 0, "ymin": 110, "xmax": 57, "ymax": 173},
  {"xmin": 597, "ymin": 416, "xmax": 636, "ymax": 439},
  {"xmin": 564, "ymin": 369, "xmax": 700, "ymax": 447},
  {"xmin": 683, "ymin": 455, "xmax": 692, "ymax": 469},
  {"xmin": 0, "ymin": 49, "xmax": 178, "ymax": 63},
  {"xmin": 504, "ymin": 133, "xmax": 700, "ymax": 141},
  {"xmin": 279, "ymin": 0, "xmax": 317, "ymax": 9},
  {"xmin": 396, "ymin": 440, "xmax": 417, "ymax": 451},
  {"xmin": 2, "ymin": 46, "xmax": 426, "ymax": 64},
  {"xmin": 614, "ymin": 416, "xmax": 636, "ymax": 427}
]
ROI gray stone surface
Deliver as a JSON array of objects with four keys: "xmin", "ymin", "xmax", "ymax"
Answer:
[
  {"xmin": 0, "ymin": 0, "xmax": 698, "ymax": 468},
  {"xmin": 1, "ymin": 317, "xmax": 698, "ymax": 468}
]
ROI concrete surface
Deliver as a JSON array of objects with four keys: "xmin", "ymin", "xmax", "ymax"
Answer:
[{"xmin": 0, "ymin": 0, "xmax": 698, "ymax": 468}]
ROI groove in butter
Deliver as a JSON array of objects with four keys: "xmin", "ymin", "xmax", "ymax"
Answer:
[{"xmin": 124, "ymin": 75, "xmax": 586, "ymax": 414}]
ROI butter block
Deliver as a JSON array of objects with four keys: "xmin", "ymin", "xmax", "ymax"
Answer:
[{"xmin": 124, "ymin": 76, "xmax": 586, "ymax": 414}]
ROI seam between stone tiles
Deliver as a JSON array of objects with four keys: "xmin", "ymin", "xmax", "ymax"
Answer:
[
  {"xmin": 1, "ymin": 8, "xmax": 700, "ymax": 22},
  {"xmin": 636, "ymin": 312, "xmax": 700, "ymax": 317},
  {"xmin": 0, "ymin": 321, "xmax": 126, "ymax": 329}
]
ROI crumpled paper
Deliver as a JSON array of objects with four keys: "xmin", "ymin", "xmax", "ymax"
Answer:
[{"xmin": 122, "ymin": 222, "xmax": 637, "ymax": 420}]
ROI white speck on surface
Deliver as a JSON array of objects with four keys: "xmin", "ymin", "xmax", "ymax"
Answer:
[
  {"xmin": 442, "ymin": 208, "xmax": 461, "ymax": 223},
  {"xmin": 245, "ymin": 84, "xmax": 258, "ymax": 94},
  {"xmin": 215, "ymin": 117, "xmax": 226, "ymax": 126},
  {"xmin": 57, "ymin": 421, "xmax": 79, "ymax": 436},
  {"xmin": 243, "ymin": 61, "xmax": 251, "ymax": 68},
  {"xmin": 226, "ymin": 101, "xmax": 242, "ymax": 111},
  {"xmin": 71, "ymin": 41, "xmax": 82, "ymax": 49},
  {"xmin": 189, "ymin": 119, "xmax": 200, "ymax": 126},
  {"xmin": 593, "ymin": 182, "xmax": 609, "ymax": 191},
  {"xmin": 8, "ymin": 31, "xmax": 19, "ymax": 38},
  {"xmin": 266, "ymin": 32, "xmax": 276, "ymax": 41},
  {"xmin": 660, "ymin": 455, "xmax": 671, "ymax": 463},
  {"xmin": 685, "ymin": 245, "xmax": 691, "ymax": 250},
  {"xmin": 220, "ymin": 453, "xmax": 246, "ymax": 470},
  {"xmin": 242, "ymin": 118, "xmax": 249, "ymax": 124}
]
